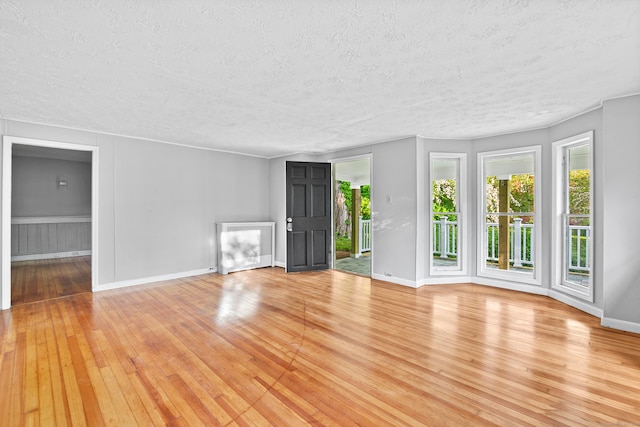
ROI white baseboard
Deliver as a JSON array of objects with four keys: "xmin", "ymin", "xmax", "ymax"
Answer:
[
  {"xmin": 601, "ymin": 317, "xmax": 640, "ymax": 334},
  {"xmin": 219, "ymin": 255, "xmax": 273, "ymax": 275},
  {"xmin": 371, "ymin": 273, "xmax": 417, "ymax": 288},
  {"xmin": 547, "ymin": 289, "xmax": 603, "ymax": 318},
  {"xmin": 96, "ymin": 267, "xmax": 215, "ymax": 292},
  {"xmin": 418, "ymin": 276, "xmax": 474, "ymax": 286},
  {"xmin": 12, "ymin": 250, "xmax": 92, "ymax": 262},
  {"xmin": 275, "ymin": 260, "xmax": 286, "ymax": 268},
  {"xmin": 472, "ymin": 276, "xmax": 548, "ymax": 296}
]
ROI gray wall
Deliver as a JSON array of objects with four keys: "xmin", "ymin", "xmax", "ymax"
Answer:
[
  {"xmin": 12, "ymin": 156, "xmax": 91, "ymax": 217},
  {"xmin": 369, "ymin": 138, "xmax": 418, "ymax": 282},
  {"xmin": 601, "ymin": 95, "xmax": 640, "ymax": 326},
  {"xmin": 1, "ymin": 120, "xmax": 271, "ymax": 301}
]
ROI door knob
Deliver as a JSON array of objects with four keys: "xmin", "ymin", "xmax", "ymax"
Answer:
[{"xmin": 286, "ymin": 217, "xmax": 293, "ymax": 231}]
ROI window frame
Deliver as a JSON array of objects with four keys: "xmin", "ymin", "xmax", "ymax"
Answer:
[
  {"xmin": 551, "ymin": 131, "xmax": 594, "ymax": 301},
  {"xmin": 429, "ymin": 152, "xmax": 467, "ymax": 276},
  {"xmin": 476, "ymin": 145, "xmax": 542, "ymax": 285}
]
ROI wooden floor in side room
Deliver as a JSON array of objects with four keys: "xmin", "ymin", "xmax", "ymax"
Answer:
[{"xmin": 11, "ymin": 256, "xmax": 91, "ymax": 306}]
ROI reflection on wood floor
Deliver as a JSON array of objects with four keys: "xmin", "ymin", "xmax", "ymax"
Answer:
[
  {"xmin": 1, "ymin": 266, "xmax": 639, "ymax": 425},
  {"xmin": 11, "ymin": 256, "xmax": 91, "ymax": 306}
]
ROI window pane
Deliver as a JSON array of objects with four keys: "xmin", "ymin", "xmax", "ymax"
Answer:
[
  {"xmin": 563, "ymin": 143, "xmax": 591, "ymax": 288},
  {"xmin": 432, "ymin": 214, "xmax": 459, "ymax": 268},
  {"xmin": 485, "ymin": 215, "xmax": 535, "ymax": 273},
  {"xmin": 509, "ymin": 173, "xmax": 535, "ymax": 214},
  {"xmin": 432, "ymin": 158, "xmax": 458, "ymax": 214},
  {"xmin": 568, "ymin": 145, "xmax": 590, "ymax": 216},
  {"xmin": 481, "ymin": 149, "xmax": 537, "ymax": 278},
  {"xmin": 431, "ymin": 155, "xmax": 462, "ymax": 272},
  {"xmin": 485, "ymin": 176, "xmax": 499, "ymax": 213},
  {"xmin": 564, "ymin": 215, "xmax": 590, "ymax": 286}
]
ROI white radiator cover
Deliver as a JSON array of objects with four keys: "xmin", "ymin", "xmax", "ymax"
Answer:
[{"xmin": 217, "ymin": 222, "xmax": 275, "ymax": 274}]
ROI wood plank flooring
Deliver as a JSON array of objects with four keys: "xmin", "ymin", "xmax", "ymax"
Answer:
[
  {"xmin": 1, "ymin": 266, "xmax": 639, "ymax": 426},
  {"xmin": 11, "ymin": 256, "xmax": 92, "ymax": 306}
]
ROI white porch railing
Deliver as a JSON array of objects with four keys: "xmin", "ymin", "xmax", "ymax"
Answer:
[
  {"xmin": 485, "ymin": 219, "xmax": 534, "ymax": 267},
  {"xmin": 567, "ymin": 224, "xmax": 590, "ymax": 271},
  {"xmin": 432, "ymin": 216, "xmax": 458, "ymax": 258},
  {"xmin": 433, "ymin": 217, "xmax": 591, "ymax": 272},
  {"xmin": 359, "ymin": 217, "xmax": 371, "ymax": 252}
]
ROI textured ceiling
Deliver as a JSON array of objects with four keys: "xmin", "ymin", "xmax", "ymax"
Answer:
[{"xmin": 1, "ymin": 1, "xmax": 639, "ymax": 158}]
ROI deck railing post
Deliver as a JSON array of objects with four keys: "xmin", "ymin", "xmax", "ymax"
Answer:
[
  {"xmin": 513, "ymin": 218, "xmax": 523, "ymax": 267},
  {"xmin": 359, "ymin": 216, "xmax": 363, "ymax": 255},
  {"xmin": 440, "ymin": 216, "xmax": 449, "ymax": 258}
]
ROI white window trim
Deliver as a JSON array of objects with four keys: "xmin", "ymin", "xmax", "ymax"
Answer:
[
  {"xmin": 551, "ymin": 131, "xmax": 594, "ymax": 302},
  {"xmin": 429, "ymin": 152, "xmax": 468, "ymax": 276},
  {"xmin": 477, "ymin": 145, "xmax": 542, "ymax": 286}
]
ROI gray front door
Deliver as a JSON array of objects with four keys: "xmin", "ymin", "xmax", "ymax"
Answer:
[{"xmin": 286, "ymin": 161, "xmax": 331, "ymax": 272}]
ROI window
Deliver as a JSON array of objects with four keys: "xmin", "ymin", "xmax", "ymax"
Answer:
[
  {"xmin": 430, "ymin": 153, "xmax": 466, "ymax": 274},
  {"xmin": 478, "ymin": 146, "xmax": 541, "ymax": 284},
  {"xmin": 552, "ymin": 131, "xmax": 593, "ymax": 301}
]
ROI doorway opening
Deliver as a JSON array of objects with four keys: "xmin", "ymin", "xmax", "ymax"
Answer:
[
  {"xmin": 333, "ymin": 156, "xmax": 371, "ymax": 277},
  {"xmin": 2, "ymin": 137, "xmax": 98, "ymax": 309}
]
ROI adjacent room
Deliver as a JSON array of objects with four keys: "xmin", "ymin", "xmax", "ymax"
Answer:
[{"xmin": 1, "ymin": 1, "xmax": 639, "ymax": 425}]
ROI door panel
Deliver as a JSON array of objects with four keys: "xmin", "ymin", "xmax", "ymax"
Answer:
[
  {"xmin": 292, "ymin": 184, "xmax": 307, "ymax": 217},
  {"xmin": 291, "ymin": 231, "xmax": 307, "ymax": 267},
  {"xmin": 286, "ymin": 161, "xmax": 331, "ymax": 272},
  {"xmin": 312, "ymin": 184, "xmax": 327, "ymax": 216},
  {"xmin": 311, "ymin": 230, "xmax": 328, "ymax": 266}
]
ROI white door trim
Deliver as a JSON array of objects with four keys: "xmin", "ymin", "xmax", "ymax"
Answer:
[
  {"xmin": 328, "ymin": 153, "xmax": 373, "ymax": 275},
  {"xmin": 2, "ymin": 136, "xmax": 99, "ymax": 309}
]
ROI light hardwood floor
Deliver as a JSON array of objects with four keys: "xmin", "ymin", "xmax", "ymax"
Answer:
[
  {"xmin": 1, "ymin": 265, "xmax": 639, "ymax": 426},
  {"xmin": 11, "ymin": 256, "xmax": 92, "ymax": 306}
]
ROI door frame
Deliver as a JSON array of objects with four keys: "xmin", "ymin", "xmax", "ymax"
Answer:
[
  {"xmin": 329, "ymin": 153, "xmax": 373, "ymax": 275},
  {"xmin": 2, "ymin": 136, "xmax": 99, "ymax": 309}
]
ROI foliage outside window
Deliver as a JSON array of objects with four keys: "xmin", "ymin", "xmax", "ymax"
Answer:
[
  {"xmin": 335, "ymin": 181, "xmax": 370, "ymax": 241},
  {"xmin": 338, "ymin": 181, "xmax": 370, "ymax": 220}
]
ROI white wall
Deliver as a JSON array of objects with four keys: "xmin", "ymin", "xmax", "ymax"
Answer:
[
  {"xmin": 1, "ymin": 120, "xmax": 271, "ymax": 303},
  {"xmin": 601, "ymin": 95, "xmax": 640, "ymax": 329}
]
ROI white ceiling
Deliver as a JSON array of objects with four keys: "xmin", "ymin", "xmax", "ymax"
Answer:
[
  {"xmin": 335, "ymin": 158, "xmax": 370, "ymax": 186},
  {"xmin": 1, "ymin": 1, "xmax": 639, "ymax": 159}
]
